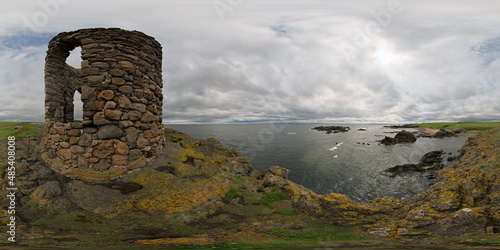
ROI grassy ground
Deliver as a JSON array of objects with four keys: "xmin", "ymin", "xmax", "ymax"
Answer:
[
  {"xmin": 415, "ymin": 121, "xmax": 500, "ymax": 131},
  {"xmin": 0, "ymin": 122, "xmax": 43, "ymax": 139}
]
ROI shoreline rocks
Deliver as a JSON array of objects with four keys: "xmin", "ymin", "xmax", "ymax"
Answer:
[
  {"xmin": 432, "ymin": 128, "xmax": 465, "ymax": 138},
  {"xmin": 380, "ymin": 130, "xmax": 417, "ymax": 145},
  {"xmin": 384, "ymin": 124, "xmax": 468, "ymax": 138},
  {"xmin": 382, "ymin": 150, "xmax": 448, "ymax": 179}
]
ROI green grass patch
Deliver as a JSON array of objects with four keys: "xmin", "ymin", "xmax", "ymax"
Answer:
[
  {"xmin": 223, "ymin": 203, "xmax": 273, "ymax": 217},
  {"xmin": 260, "ymin": 190, "xmax": 286, "ymax": 207},
  {"xmin": 494, "ymin": 130, "xmax": 500, "ymax": 141},
  {"xmin": 479, "ymin": 164, "xmax": 492, "ymax": 172},
  {"xmin": 265, "ymin": 221, "xmax": 372, "ymax": 243},
  {"xmin": 0, "ymin": 122, "xmax": 43, "ymax": 139},
  {"xmin": 21, "ymin": 188, "xmax": 34, "ymax": 196},
  {"xmin": 418, "ymin": 234, "xmax": 500, "ymax": 245},
  {"xmin": 280, "ymin": 208, "xmax": 298, "ymax": 216},
  {"xmin": 32, "ymin": 214, "xmax": 118, "ymax": 231},
  {"xmin": 479, "ymin": 199, "xmax": 490, "ymax": 205},
  {"xmin": 210, "ymin": 241, "xmax": 298, "ymax": 249},
  {"xmin": 31, "ymin": 212, "xmax": 203, "ymax": 246},
  {"xmin": 415, "ymin": 121, "xmax": 500, "ymax": 131},
  {"xmin": 231, "ymin": 174, "xmax": 246, "ymax": 185},
  {"xmin": 223, "ymin": 187, "xmax": 252, "ymax": 200}
]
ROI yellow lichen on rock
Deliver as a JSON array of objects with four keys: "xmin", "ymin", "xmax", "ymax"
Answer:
[
  {"xmin": 100, "ymin": 128, "xmax": 259, "ymax": 216},
  {"xmin": 107, "ymin": 168, "xmax": 232, "ymax": 215}
]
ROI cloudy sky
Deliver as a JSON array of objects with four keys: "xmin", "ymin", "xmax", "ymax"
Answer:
[{"xmin": 1, "ymin": 0, "xmax": 499, "ymax": 123}]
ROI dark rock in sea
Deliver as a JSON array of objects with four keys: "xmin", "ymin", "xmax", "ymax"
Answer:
[
  {"xmin": 382, "ymin": 150, "xmax": 445, "ymax": 178},
  {"xmin": 395, "ymin": 130, "xmax": 418, "ymax": 142},
  {"xmin": 380, "ymin": 130, "xmax": 417, "ymax": 145},
  {"xmin": 419, "ymin": 150, "xmax": 444, "ymax": 166},
  {"xmin": 358, "ymin": 128, "xmax": 367, "ymax": 131},
  {"xmin": 433, "ymin": 128, "xmax": 456, "ymax": 138},
  {"xmin": 312, "ymin": 125, "xmax": 350, "ymax": 134},
  {"xmin": 382, "ymin": 164, "xmax": 420, "ymax": 177}
]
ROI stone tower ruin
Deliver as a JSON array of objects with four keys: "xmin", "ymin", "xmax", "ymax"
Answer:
[{"xmin": 41, "ymin": 28, "xmax": 164, "ymax": 181}]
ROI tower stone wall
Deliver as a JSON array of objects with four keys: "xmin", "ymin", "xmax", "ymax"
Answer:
[{"xmin": 41, "ymin": 28, "xmax": 164, "ymax": 181}]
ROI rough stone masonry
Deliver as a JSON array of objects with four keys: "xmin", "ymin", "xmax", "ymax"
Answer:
[{"xmin": 41, "ymin": 28, "xmax": 165, "ymax": 181}]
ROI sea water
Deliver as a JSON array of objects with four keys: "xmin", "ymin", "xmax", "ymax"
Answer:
[{"xmin": 167, "ymin": 124, "xmax": 468, "ymax": 202}]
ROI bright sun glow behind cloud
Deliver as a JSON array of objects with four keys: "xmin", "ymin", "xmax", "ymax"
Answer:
[
  {"xmin": 374, "ymin": 48, "xmax": 396, "ymax": 64},
  {"xmin": 372, "ymin": 42, "xmax": 402, "ymax": 66}
]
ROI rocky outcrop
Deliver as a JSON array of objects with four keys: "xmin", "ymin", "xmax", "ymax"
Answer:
[
  {"xmin": 312, "ymin": 125, "xmax": 350, "ymax": 134},
  {"xmin": 261, "ymin": 166, "xmax": 407, "ymax": 227},
  {"xmin": 432, "ymin": 128, "xmax": 466, "ymax": 138},
  {"xmin": 432, "ymin": 128, "xmax": 455, "ymax": 138},
  {"xmin": 380, "ymin": 130, "xmax": 417, "ymax": 145},
  {"xmin": 382, "ymin": 150, "xmax": 446, "ymax": 178}
]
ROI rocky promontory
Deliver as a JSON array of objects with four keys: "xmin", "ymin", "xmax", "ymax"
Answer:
[
  {"xmin": 312, "ymin": 125, "xmax": 350, "ymax": 134},
  {"xmin": 380, "ymin": 130, "xmax": 417, "ymax": 145},
  {"xmin": 382, "ymin": 150, "xmax": 449, "ymax": 179}
]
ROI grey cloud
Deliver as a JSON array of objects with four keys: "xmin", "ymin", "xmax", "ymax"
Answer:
[{"xmin": 1, "ymin": 1, "xmax": 500, "ymax": 123}]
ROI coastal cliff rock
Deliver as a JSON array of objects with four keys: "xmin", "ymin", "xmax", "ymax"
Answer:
[
  {"xmin": 403, "ymin": 129, "xmax": 500, "ymax": 234},
  {"xmin": 373, "ymin": 129, "xmax": 500, "ymax": 236},
  {"xmin": 382, "ymin": 150, "xmax": 445, "ymax": 178},
  {"xmin": 262, "ymin": 129, "xmax": 500, "ymax": 237}
]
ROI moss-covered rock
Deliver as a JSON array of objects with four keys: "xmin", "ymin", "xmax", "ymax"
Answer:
[{"xmin": 105, "ymin": 168, "xmax": 233, "ymax": 215}]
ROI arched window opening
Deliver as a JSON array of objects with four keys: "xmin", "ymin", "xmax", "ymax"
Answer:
[
  {"xmin": 74, "ymin": 90, "xmax": 83, "ymax": 121},
  {"xmin": 66, "ymin": 46, "xmax": 82, "ymax": 68}
]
